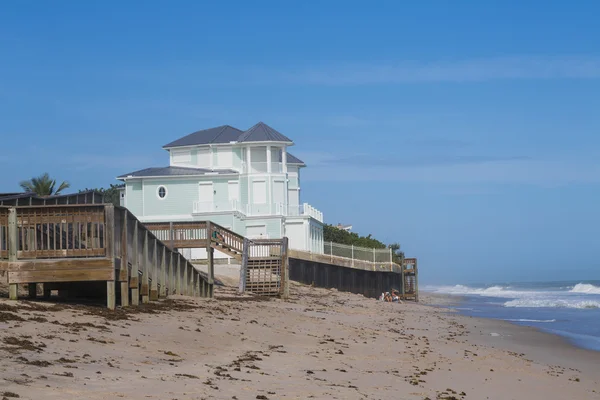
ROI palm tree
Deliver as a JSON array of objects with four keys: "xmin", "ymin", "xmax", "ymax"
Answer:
[{"xmin": 19, "ymin": 173, "xmax": 71, "ymax": 197}]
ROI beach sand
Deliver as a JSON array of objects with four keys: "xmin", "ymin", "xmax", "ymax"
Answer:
[{"xmin": 1, "ymin": 282, "xmax": 599, "ymax": 400}]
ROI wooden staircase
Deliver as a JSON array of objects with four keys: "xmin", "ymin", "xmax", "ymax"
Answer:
[{"xmin": 145, "ymin": 221, "xmax": 289, "ymax": 298}]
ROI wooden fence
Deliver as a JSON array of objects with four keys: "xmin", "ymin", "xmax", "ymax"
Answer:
[{"xmin": 0, "ymin": 204, "xmax": 213, "ymax": 308}]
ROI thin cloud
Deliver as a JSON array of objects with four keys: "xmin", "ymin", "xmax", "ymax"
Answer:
[
  {"xmin": 302, "ymin": 153, "xmax": 530, "ymax": 168},
  {"xmin": 264, "ymin": 55, "xmax": 600, "ymax": 85},
  {"xmin": 301, "ymin": 158, "xmax": 600, "ymax": 186}
]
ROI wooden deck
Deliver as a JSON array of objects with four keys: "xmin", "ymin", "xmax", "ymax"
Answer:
[{"xmin": 0, "ymin": 204, "xmax": 214, "ymax": 309}]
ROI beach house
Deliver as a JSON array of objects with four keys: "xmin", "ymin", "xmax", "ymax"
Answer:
[{"xmin": 117, "ymin": 122, "xmax": 324, "ymax": 258}]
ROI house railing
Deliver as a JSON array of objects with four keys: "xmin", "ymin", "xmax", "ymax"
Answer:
[
  {"xmin": 322, "ymin": 241, "xmax": 395, "ymax": 265},
  {"xmin": 191, "ymin": 200, "xmax": 324, "ymax": 223},
  {"xmin": 193, "ymin": 200, "xmax": 242, "ymax": 214},
  {"xmin": 241, "ymin": 161, "xmax": 284, "ymax": 174}
]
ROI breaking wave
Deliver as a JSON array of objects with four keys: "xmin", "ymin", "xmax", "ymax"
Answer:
[
  {"xmin": 504, "ymin": 318, "xmax": 556, "ymax": 323},
  {"xmin": 569, "ymin": 283, "xmax": 600, "ymax": 295},
  {"xmin": 504, "ymin": 299, "xmax": 600, "ymax": 309},
  {"xmin": 429, "ymin": 285, "xmax": 535, "ymax": 298}
]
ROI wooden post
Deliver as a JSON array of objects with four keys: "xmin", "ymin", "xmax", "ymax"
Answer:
[
  {"xmin": 188, "ymin": 264, "xmax": 194, "ymax": 296},
  {"xmin": 238, "ymin": 238, "xmax": 249, "ymax": 294},
  {"xmin": 206, "ymin": 221, "xmax": 214, "ymax": 298},
  {"xmin": 182, "ymin": 256, "xmax": 188, "ymax": 296},
  {"xmin": 414, "ymin": 259, "xmax": 419, "ymax": 303},
  {"xmin": 169, "ymin": 221, "xmax": 174, "ymax": 250},
  {"xmin": 131, "ymin": 221, "xmax": 140, "ymax": 306},
  {"xmin": 159, "ymin": 245, "xmax": 166, "ymax": 298},
  {"xmin": 168, "ymin": 251, "xmax": 174, "ymax": 296},
  {"xmin": 281, "ymin": 237, "xmax": 289, "ymax": 300},
  {"xmin": 150, "ymin": 238, "xmax": 159, "ymax": 301},
  {"xmin": 120, "ymin": 209, "xmax": 129, "ymax": 307},
  {"xmin": 8, "ymin": 208, "xmax": 18, "ymax": 300},
  {"xmin": 105, "ymin": 205, "xmax": 116, "ymax": 310},
  {"xmin": 141, "ymin": 230, "xmax": 149, "ymax": 304},
  {"xmin": 401, "ymin": 262, "xmax": 406, "ymax": 298},
  {"xmin": 176, "ymin": 253, "xmax": 182, "ymax": 295},
  {"xmin": 192, "ymin": 269, "xmax": 198, "ymax": 297},
  {"xmin": 207, "ymin": 246, "xmax": 214, "ymax": 298}
]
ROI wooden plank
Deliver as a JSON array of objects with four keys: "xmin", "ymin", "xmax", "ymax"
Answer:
[
  {"xmin": 8, "ymin": 269, "xmax": 115, "ymax": 284},
  {"xmin": 5, "ymin": 258, "xmax": 112, "ymax": 271}
]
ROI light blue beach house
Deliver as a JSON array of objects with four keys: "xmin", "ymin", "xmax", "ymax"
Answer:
[{"xmin": 117, "ymin": 122, "xmax": 324, "ymax": 259}]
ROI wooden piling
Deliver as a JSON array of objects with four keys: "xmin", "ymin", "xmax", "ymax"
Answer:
[
  {"xmin": 159, "ymin": 246, "xmax": 166, "ymax": 298},
  {"xmin": 105, "ymin": 205, "xmax": 116, "ymax": 310},
  {"xmin": 131, "ymin": 221, "xmax": 140, "ymax": 306},
  {"xmin": 8, "ymin": 208, "xmax": 18, "ymax": 300},
  {"xmin": 150, "ymin": 238, "xmax": 159, "ymax": 301},
  {"xmin": 141, "ymin": 230, "xmax": 149, "ymax": 304},
  {"xmin": 120, "ymin": 209, "xmax": 130, "ymax": 307}
]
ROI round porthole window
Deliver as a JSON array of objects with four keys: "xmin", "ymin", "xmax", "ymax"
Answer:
[{"xmin": 157, "ymin": 186, "xmax": 167, "ymax": 199}]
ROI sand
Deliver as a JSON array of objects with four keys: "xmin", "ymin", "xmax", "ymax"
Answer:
[{"xmin": 1, "ymin": 283, "xmax": 599, "ymax": 400}]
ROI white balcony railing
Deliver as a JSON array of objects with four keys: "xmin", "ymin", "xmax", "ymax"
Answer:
[
  {"xmin": 241, "ymin": 161, "xmax": 283, "ymax": 174},
  {"xmin": 281, "ymin": 203, "xmax": 324, "ymax": 222},
  {"xmin": 193, "ymin": 200, "xmax": 242, "ymax": 214},
  {"xmin": 245, "ymin": 203, "xmax": 276, "ymax": 216},
  {"xmin": 193, "ymin": 200, "xmax": 324, "ymax": 223}
]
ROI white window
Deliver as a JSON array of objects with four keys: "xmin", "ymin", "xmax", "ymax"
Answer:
[
  {"xmin": 172, "ymin": 150, "xmax": 191, "ymax": 164},
  {"xmin": 198, "ymin": 182, "xmax": 213, "ymax": 202},
  {"xmin": 228, "ymin": 181, "xmax": 239, "ymax": 202},
  {"xmin": 157, "ymin": 186, "xmax": 168, "ymax": 200},
  {"xmin": 252, "ymin": 180, "xmax": 266, "ymax": 204},
  {"xmin": 217, "ymin": 148, "xmax": 233, "ymax": 168},
  {"xmin": 273, "ymin": 180, "xmax": 285, "ymax": 204},
  {"xmin": 288, "ymin": 188, "xmax": 299, "ymax": 206},
  {"xmin": 197, "ymin": 148, "xmax": 210, "ymax": 167}
]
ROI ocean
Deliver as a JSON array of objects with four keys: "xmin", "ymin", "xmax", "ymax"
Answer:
[{"xmin": 424, "ymin": 280, "xmax": 600, "ymax": 352}]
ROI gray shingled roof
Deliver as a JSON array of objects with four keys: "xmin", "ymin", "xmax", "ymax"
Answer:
[
  {"xmin": 118, "ymin": 166, "xmax": 237, "ymax": 179},
  {"xmin": 237, "ymin": 122, "xmax": 293, "ymax": 143},
  {"xmin": 163, "ymin": 125, "xmax": 243, "ymax": 148},
  {"xmin": 163, "ymin": 122, "xmax": 294, "ymax": 148},
  {"xmin": 275, "ymin": 151, "xmax": 305, "ymax": 166}
]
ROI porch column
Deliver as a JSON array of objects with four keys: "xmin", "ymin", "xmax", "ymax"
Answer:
[
  {"xmin": 282, "ymin": 147, "xmax": 288, "ymax": 211},
  {"xmin": 246, "ymin": 146, "xmax": 252, "ymax": 173},
  {"xmin": 282, "ymin": 147, "xmax": 287, "ymax": 174},
  {"xmin": 266, "ymin": 145, "xmax": 272, "ymax": 212}
]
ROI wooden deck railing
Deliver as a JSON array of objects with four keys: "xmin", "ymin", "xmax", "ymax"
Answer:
[
  {"xmin": 145, "ymin": 221, "xmax": 245, "ymax": 257},
  {"xmin": 0, "ymin": 207, "xmax": 8, "ymax": 260},
  {"xmin": 14, "ymin": 205, "xmax": 107, "ymax": 259},
  {"xmin": 0, "ymin": 204, "xmax": 214, "ymax": 308}
]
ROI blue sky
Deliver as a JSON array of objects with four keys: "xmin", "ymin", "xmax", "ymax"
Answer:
[{"xmin": 1, "ymin": 1, "xmax": 599, "ymax": 284}]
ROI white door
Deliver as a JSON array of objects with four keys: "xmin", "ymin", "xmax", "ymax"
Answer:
[
  {"xmin": 246, "ymin": 224, "xmax": 267, "ymax": 239},
  {"xmin": 198, "ymin": 182, "xmax": 214, "ymax": 212},
  {"xmin": 273, "ymin": 180, "xmax": 285, "ymax": 205}
]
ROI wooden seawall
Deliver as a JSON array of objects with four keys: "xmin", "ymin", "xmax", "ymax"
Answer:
[{"xmin": 0, "ymin": 204, "xmax": 214, "ymax": 309}]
